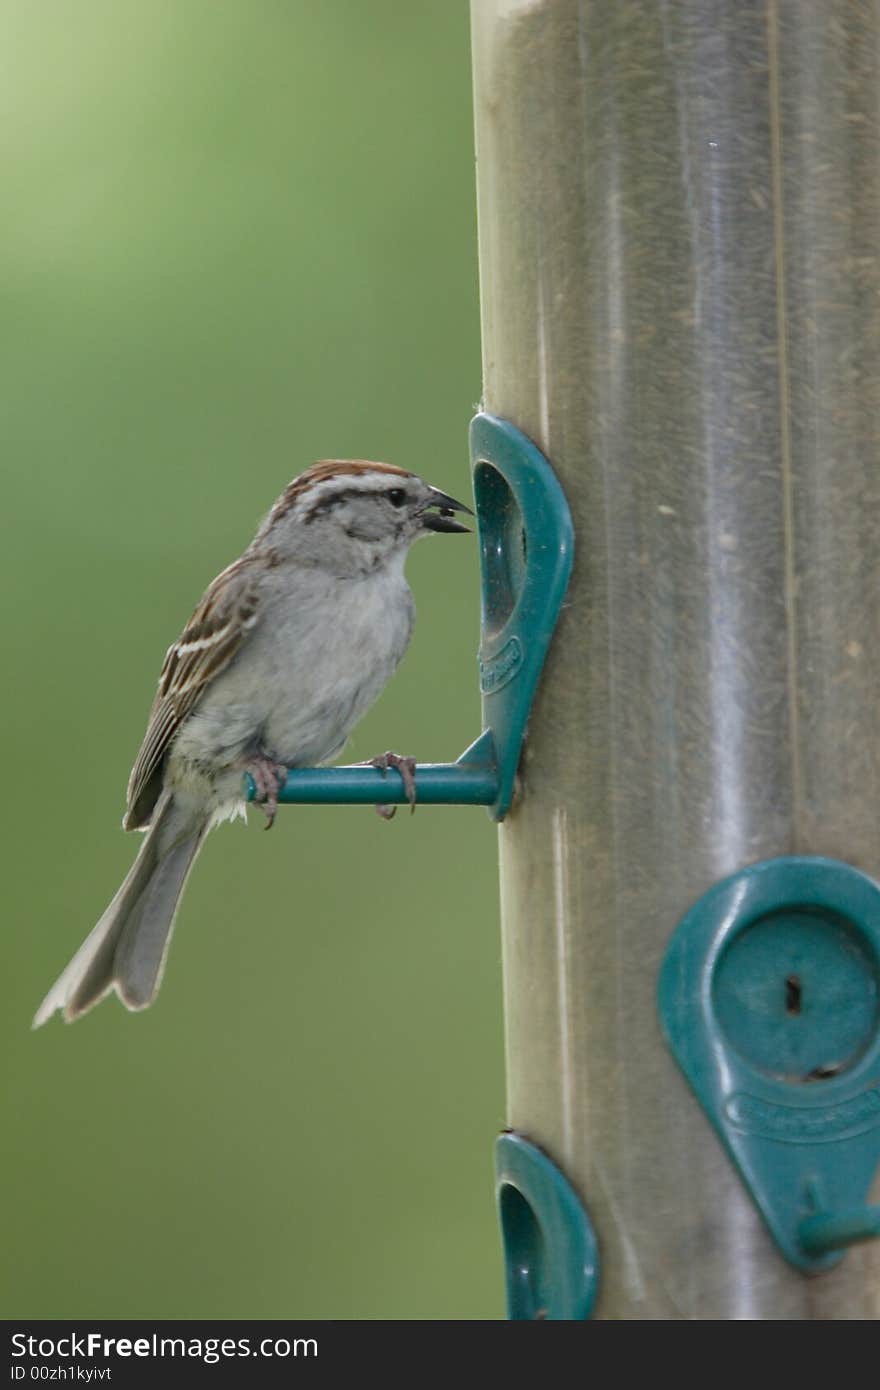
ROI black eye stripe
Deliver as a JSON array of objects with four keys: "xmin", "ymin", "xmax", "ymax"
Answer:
[{"xmin": 302, "ymin": 485, "xmax": 400, "ymax": 523}]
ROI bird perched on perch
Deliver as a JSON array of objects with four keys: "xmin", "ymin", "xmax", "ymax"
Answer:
[{"xmin": 33, "ymin": 461, "xmax": 471, "ymax": 1026}]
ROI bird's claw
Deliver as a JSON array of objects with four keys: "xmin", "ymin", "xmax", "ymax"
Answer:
[
  {"xmin": 246, "ymin": 757, "xmax": 288, "ymax": 829},
  {"xmin": 367, "ymin": 751, "xmax": 417, "ymax": 819}
]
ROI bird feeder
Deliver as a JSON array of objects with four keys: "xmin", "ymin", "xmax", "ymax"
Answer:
[{"xmin": 471, "ymin": 0, "xmax": 880, "ymax": 1319}]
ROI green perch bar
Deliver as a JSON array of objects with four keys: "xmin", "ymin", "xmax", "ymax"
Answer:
[{"xmin": 245, "ymin": 734, "xmax": 499, "ymax": 807}]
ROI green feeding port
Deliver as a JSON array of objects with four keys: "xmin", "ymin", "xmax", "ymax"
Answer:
[
  {"xmin": 245, "ymin": 413, "xmax": 573, "ymax": 823},
  {"xmin": 496, "ymin": 1132, "xmax": 599, "ymax": 1320},
  {"xmin": 658, "ymin": 856, "xmax": 880, "ymax": 1271},
  {"xmin": 713, "ymin": 905, "xmax": 879, "ymax": 1083}
]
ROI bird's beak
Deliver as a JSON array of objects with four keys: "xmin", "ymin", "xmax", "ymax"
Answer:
[{"xmin": 422, "ymin": 487, "xmax": 474, "ymax": 533}]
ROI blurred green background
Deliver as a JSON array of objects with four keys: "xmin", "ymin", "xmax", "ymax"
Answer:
[{"xmin": 1, "ymin": 0, "xmax": 504, "ymax": 1319}]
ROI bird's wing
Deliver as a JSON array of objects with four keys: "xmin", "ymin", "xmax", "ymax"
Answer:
[{"xmin": 124, "ymin": 555, "xmax": 263, "ymax": 829}]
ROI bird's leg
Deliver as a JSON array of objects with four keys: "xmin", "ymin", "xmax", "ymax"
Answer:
[
  {"xmin": 245, "ymin": 756, "xmax": 288, "ymax": 829},
  {"xmin": 365, "ymin": 751, "xmax": 417, "ymax": 819}
]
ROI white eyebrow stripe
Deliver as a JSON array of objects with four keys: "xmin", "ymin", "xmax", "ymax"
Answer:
[{"xmin": 296, "ymin": 472, "xmax": 409, "ymax": 510}]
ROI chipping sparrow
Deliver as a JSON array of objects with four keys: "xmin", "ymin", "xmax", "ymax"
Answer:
[{"xmin": 33, "ymin": 461, "xmax": 471, "ymax": 1026}]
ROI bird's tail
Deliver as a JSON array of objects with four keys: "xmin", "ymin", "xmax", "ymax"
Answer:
[{"xmin": 33, "ymin": 791, "xmax": 208, "ymax": 1027}]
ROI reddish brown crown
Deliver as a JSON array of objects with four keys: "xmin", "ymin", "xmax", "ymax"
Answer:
[{"xmin": 269, "ymin": 460, "xmax": 413, "ymax": 525}]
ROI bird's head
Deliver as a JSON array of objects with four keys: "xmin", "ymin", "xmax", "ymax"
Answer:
[{"xmin": 255, "ymin": 460, "xmax": 472, "ymax": 571}]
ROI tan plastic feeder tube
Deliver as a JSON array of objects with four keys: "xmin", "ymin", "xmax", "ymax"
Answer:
[{"xmin": 471, "ymin": 0, "xmax": 880, "ymax": 1318}]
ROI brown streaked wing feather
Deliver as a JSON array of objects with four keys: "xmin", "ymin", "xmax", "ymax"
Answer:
[{"xmin": 123, "ymin": 557, "xmax": 262, "ymax": 829}]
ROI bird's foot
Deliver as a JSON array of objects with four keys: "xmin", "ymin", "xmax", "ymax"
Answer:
[
  {"xmin": 245, "ymin": 756, "xmax": 288, "ymax": 829},
  {"xmin": 366, "ymin": 751, "xmax": 417, "ymax": 819}
]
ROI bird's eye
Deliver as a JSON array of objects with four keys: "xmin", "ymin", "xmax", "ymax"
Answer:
[{"xmin": 386, "ymin": 488, "xmax": 406, "ymax": 507}]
